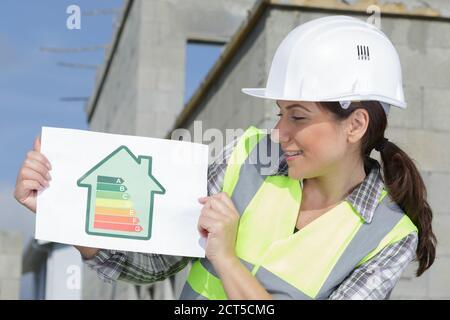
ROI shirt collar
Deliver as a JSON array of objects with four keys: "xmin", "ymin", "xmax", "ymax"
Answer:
[
  {"xmin": 345, "ymin": 158, "xmax": 385, "ymax": 224},
  {"xmin": 273, "ymin": 156, "xmax": 384, "ymax": 224}
]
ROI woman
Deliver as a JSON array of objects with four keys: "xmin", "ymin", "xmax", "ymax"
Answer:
[{"xmin": 14, "ymin": 16, "xmax": 436, "ymax": 299}]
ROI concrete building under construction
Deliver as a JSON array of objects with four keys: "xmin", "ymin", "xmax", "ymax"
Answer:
[{"xmin": 24, "ymin": 0, "xmax": 450, "ymax": 299}]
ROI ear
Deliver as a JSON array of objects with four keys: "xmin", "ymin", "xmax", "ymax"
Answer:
[{"xmin": 346, "ymin": 109, "xmax": 369, "ymax": 144}]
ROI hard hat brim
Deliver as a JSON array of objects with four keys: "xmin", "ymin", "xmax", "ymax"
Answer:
[
  {"xmin": 241, "ymin": 88, "xmax": 268, "ymax": 99},
  {"xmin": 241, "ymin": 88, "xmax": 407, "ymax": 109},
  {"xmin": 242, "ymin": 88, "xmax": 299, "ymax": 101}
]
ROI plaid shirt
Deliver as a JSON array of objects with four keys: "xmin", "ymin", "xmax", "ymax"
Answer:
[{"xmin": 84, "ymin": 137, "xmax": 418, "ymax": 300}]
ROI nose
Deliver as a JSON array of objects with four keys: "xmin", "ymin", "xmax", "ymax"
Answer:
[{"xmin": 271, "ymin": 120, "xmax": 290, "ymax": 144}]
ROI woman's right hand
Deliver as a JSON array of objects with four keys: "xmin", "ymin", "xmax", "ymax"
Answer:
[
  {"xmin": 13, "ymin": 135, "xmax": 52, "ymax": 213},
  {"xmin": 13, "ymin": 135, "xmax": 100, "ymax": 259}
]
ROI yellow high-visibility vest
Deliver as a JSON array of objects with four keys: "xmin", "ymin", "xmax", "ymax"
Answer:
[{"xmin": 180, "ymin": 126, "xmax": 417, "ymax": 299}]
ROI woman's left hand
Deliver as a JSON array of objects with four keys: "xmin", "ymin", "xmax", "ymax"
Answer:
[{"xmin": 198, "ymin": 192, "xmax": 240, "ymax": 267}]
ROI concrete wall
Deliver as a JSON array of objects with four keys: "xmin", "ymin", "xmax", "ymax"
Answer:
[
  {"xmin": 382, "ymin": 17, "xmax": 450, "ymax": 300},
  {"xmin": 88, "ymin": 0, "xmax": 141, "ymax": 135},
  {"xmin": 0, "ymin": 231, "xmax": 22, "ymax": 299}
]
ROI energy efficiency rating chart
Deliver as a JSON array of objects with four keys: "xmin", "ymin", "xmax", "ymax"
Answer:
[
  {"xmin": 94, "ymin": 175, "xmax": 143, "ymax": 233},
  {"xmin": 77, "ymin": 145, "xmax": 166, "ymax": 240}
]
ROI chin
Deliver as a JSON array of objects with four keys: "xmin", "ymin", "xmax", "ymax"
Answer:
[
  {"xmin": 287, "ymin": 167, "xmax": 304, "ymax": 180},
  {"xmin": 287, "ymin": 164, "xmax": 318, "ymax": 181}
]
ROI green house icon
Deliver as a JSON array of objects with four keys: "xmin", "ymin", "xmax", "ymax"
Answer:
[{"xmin": 77, "ymin": 145, "xmax": 165, "ymax": 240}]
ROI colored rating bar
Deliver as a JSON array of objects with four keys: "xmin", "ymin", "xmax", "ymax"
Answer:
[
  {"xmin": 97, "ymin": 175, "xmax": 124, "ymax": 184},
  {"xmin": 94, "ymin": 221, "xmax": 143, "ymax": 232},
  {"xmin": 95, "ymin": 198, "xmax": 133, "ymax": 209},
  {"xmin": 95, "ymin": 207, "xmax": 135, "ymax": 216},
  {"xmin": 97, "ymin": 183, "xmax": 127, "ymax": 192},
  {"xmin": 94, "ymin": 214, "xmax": 139, "ymax": 224},
  {"xmin": 96, "ymin": 190, "xmax": 130, "ymax": 200}
]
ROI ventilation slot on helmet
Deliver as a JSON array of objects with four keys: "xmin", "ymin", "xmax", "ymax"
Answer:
[{"xmin": 357, "ymin": 45, "xmax": 370, "ymax": 61}]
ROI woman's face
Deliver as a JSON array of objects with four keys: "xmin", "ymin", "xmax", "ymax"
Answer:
[{"xmin": 272, "ymin": 100, "xmax": 349, "ymax": 180}]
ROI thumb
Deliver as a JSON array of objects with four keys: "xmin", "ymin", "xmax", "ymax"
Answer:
[
  {"xmin": 33, "ymin": 134, "xmax": 41, "ymax": 152},
  {"xmin": 198, "ymin": 196, "xmax": 208, "ymax": 204}
]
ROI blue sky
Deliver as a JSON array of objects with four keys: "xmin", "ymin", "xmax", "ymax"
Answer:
[
  {"xmin": 0, "ymin": 0, "xmax": 116, "ymax": 184},
  {"xmin": 0, "ymin": 0, "xmax": 222, "ymax": 299}
]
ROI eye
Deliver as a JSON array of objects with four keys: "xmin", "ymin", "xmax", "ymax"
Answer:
[{"xmin": 276, "ymin": 113, "xmax": 305, "ymax": 121}]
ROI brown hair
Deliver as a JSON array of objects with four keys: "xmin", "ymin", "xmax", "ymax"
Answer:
[{"xmin": 320, "ymin": 101, "xmax": 436, "ymax": 277}]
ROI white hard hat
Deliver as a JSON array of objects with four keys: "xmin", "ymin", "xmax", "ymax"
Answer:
[{"xmin": 242, "ymin": 15, "xmax": 406, "ymax": 112}]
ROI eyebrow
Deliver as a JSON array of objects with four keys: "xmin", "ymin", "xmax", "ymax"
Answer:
[{"xmin": 276, "ymin": 102, "xmax": 312, "ymax": 113}]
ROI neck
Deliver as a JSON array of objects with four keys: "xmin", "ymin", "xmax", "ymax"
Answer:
[{"xmin": 302, "ymin": 156, "xmax": 367, "ymax": 209}]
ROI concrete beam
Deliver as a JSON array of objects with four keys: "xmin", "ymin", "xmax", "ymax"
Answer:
[{"xmin": 270, "ymin": 0, "xmax": 450, "ymax": 19}]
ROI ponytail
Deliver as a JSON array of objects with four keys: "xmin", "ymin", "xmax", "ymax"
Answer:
[
  {"xmin": 320, "ymin": 101, "xmax": 437, "ymax": 277},
  {"xmin": 378, "ymin": 139, "xmax": 436, "ymax": 276}
]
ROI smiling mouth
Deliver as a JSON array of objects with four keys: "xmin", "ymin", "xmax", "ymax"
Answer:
[{"xmin": 284, "ymin": 150, "xmax": 304, "ymax": 159}]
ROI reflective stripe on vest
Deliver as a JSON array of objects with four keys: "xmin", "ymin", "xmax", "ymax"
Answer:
[{"xmin": 180, "ymin": 126, "xmax": 418, "ymax": 300}]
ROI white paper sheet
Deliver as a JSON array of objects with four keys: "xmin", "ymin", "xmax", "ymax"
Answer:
[{"xmin": 36, "ymin": 126, "xmax": 208, "ymax": 258}]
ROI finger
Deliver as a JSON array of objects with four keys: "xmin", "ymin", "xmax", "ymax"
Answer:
[
  {"xmin": 198, "ymin": 214, "xmax": 222, "ymax": 234},
  {"xmin": 20, "ymin": 167, "xmax": 49, "ymax": 188},
  {"xmin": 198, "ymin": 196, "xmax": 208, "ymax": 204},
  {"xmin": 208, "ymin": 197, "xmax": 231, "ymax": 216},
  {"xmin": 198, "ymin": 214, "xmax": 213, "ymax": 234},
  {"xmin": 213, "ymin": 192, "xmax": 237, "ymax": 213},
  {"xmin": 198, "ymin": 227, "xmax": 208, "ymax": 238},
  {"xmin": 200, "ymin": 206, "xmax": 223, "ymax": 221},
  {"xmin": 27, "ymin": 150, "xmax": 51, "ymax": 170},
  {"xmin": 34, "ymin": 135, "xmax": 41, "ymax": 152},
  {"xmin": 24, "ymin": 158, "xmax": 51, "ymax": 181},
  {"xmin": 14, "ymin": 179, "xmax": 43, "ymax": 203},
  {"xmin": 21, "ymin": 179, "xmax": 45, "ymax": 192},
  {"xmin": 197, "ymin": 221, "xmax": 209, "ymax": 238}
]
